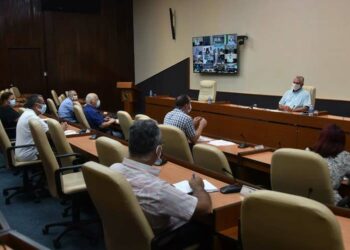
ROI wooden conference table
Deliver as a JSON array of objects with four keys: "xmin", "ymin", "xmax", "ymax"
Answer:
[{"xmin": 145, "ymin": 96, "xmax": 350, "ymax": 151}]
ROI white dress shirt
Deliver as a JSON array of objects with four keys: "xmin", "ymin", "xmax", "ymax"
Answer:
[
  {"xmin": 15, "ymin": 109, "xmax": 48, "ymax": 161},
  {"xmin": 110, "ymin": 158, "xmax": 198, "ymax": 235}
]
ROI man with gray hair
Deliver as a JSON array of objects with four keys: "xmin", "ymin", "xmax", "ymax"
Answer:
[
  {"xmin": 111, "ymin": 120, "xmax": 212, "ymax": 249},
  {"xmin": 58, "ymin": 90, "xmax": 79, "ymax": 122},
  {"xmin": 278, "ymin": 76, "xmax": 311, "ymax": 112},
  {"xmin": 83, "ymin": 93, "xmax": 116, "ymax": 131}
]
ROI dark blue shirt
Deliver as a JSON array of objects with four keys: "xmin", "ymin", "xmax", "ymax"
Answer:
[{"xmin": 83, "ymin": 104, "xmax": 104, "ymax": 130}]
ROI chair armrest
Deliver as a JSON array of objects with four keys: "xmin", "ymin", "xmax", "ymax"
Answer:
[
  {"xmin": 7, "ymin": 144, "xmax": 36, "ymax": 150},
  {"xmin": 55, "ymin": 152, "xmax": 80, "ymax": 159},
  {"xmin": 54, "ymin": 164, "xmax": 84, "ymax": 197},
  {"xmin": 6, "ymin": 144, "xmax": 38, "ymax": 169}
]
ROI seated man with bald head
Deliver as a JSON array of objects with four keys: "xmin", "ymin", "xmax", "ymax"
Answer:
[
  {"xmin": 278, "ymin": 76, "xmax": 311, "ymax": 112},
  {"xmin": 83, "ymin": 93, "xmax": 116, "ymax": 131}
]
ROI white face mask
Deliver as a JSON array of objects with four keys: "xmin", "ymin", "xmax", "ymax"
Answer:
[
  {"xmin": 156, "ymin": 145, "xmax": 162, "ymax": 162},
  {"xmin": 39, "ymin": 104, "xmax": 47, "ymax": 114},
  {"xmin": 292, "ymin": 83, "xmax": 301, "ymax": 91},
  {"xmin": 9, "ymin": 99, "xmax": 16, "ymax": 107},
  {"xmin": 72, "ymin": 95, "xmax": 78, "ymax": 101},
  {"xmin": 187, "ymin": 104, "xmax": 192, "ymax": 113},
  {"xmin": 96, "ymin": 100, "xmax": 101, "ymax": 108}
]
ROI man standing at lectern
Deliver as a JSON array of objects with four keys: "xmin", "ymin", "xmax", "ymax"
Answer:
[
  {"xmin": 278, "ymin": 76, "xmax": 311, "ymax": 112},
  {"xmin": 164, "ymin": 94, "xmax": 207, "ymax": 143}
]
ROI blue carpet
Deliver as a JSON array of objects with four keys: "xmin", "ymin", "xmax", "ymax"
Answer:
[{"xmin": 0, "ymin": 157, "xmax": 106, "ymax": 250}]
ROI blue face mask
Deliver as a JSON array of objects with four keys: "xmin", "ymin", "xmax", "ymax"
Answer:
[
  {"xmin": 9, "ymin": 99, "xmax": 16, "ymax": 107},
  {"xmin": 39, "ymin": 104, "xmax": 47, "ymax": 114}
]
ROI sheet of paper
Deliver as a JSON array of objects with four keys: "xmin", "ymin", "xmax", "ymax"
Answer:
[
  {"xmin": 173, "ymin": 180, "xmax": 218, "ymax": 193},
  {"xmin": 198, "ymin": 136, "xmax": 214, "ymax": 142},
  {"xmin": 208, "ymin": 140, "xmax": 236, "ymax": 146},
  {"xmin": 64, "ymin": 130, "xmax": 78, "ymax": 136}
]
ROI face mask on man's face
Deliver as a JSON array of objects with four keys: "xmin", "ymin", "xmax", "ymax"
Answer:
[
  {"xmin": 96, "ymin": 100, "xmax": 101, "ymax": 108},
  {"xmin": 39, "ymin": 104, "xmax": 47, "ymax": 114},
  {"xmin": 8, "ymin": 99, "xmax": 16, "ymax": 107},
  {"xmin": 292, "ymin": 83, "xmax": 301, "ymax": 91}
]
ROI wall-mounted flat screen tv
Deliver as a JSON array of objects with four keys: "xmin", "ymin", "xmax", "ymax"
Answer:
[{"xmin": 192, "ymin": 34, "xmax": 238, "ymax": 74}]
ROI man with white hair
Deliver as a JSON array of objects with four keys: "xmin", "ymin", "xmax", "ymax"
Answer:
[{"xmin": 83, "ymin": 93, "xmax": 116, "ymax": 131}]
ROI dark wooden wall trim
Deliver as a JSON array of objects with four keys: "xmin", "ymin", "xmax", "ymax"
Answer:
[
  {"xmin": 0, "ymin": 0, "xmax": 134, "ymax": 111},
  {"xmin": 137, "ymin": 58, "xmax": 350, "ymax": 117}
]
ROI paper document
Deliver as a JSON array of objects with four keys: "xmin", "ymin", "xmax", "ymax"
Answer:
[
  {"xmin": 208, "ymin": 140, "xmax": 236, "ymax": 146},
  {"xmin": 64, "ymin": 130, "xmax": 78, "ymax": 136},
  {"xmin": 198, "ymin": 136, "xmax": 214, "ymax": 142},
  {"xmin": 173, "ymin": 180, "xmax": 218, "ymax": 193}
]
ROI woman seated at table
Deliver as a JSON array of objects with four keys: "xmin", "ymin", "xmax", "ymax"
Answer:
[
  {"xmin": 0, "ymin": 91, "xmax": 20, "ymax": 139},
  {"xmin": 311, "ymin": 124, "xmax": 350, "ymax": 205}
]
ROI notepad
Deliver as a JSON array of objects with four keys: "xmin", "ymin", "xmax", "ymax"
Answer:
[
  {"xmin": 208, "ymin": 140, "xmax": 236, "ymax": 146},
  {"xmin": 173, "ymin": 180, "xmax": 218, "ymax": 193},
  {"xmin": 198, "ymin": 136, "xmax": 214, "ymax": 142},
  {"xmin": 64, "ymin": 130, "xmax": 78, "ymax": 136}
]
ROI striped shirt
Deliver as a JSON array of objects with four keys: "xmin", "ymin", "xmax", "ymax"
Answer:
[{"xmin": 110, "ymin": 158, "xmax": 197, "ymax": 234}]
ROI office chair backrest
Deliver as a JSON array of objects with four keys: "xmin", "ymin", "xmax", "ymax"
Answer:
[
  {"xmin": 241, "ymin": 190, "xmax": 344, "ymax": 250},
  {"xmin": 47, "ymin": 118, "xmax": 75, "ymax": 167},
  {"xmin": 198, "ymin": 80, "xmax": 217, "ymax": 102},
  {"xmin": 10, "ymin": 87, "xmax": 21, "ymax": 98},
  {"xmin": 29, "ymin": 119, "xmax": 60, "ymax": 198},
  {"xmin": 58, "ymin": 94, "xmax": 66, "ymax": 105},
  {"xmin": 158, "ymin": 124, "xmax": 194, "ymax": 164},
  {"xmin": 134, "ymin": 114, "xmax": 152, "ymax": 121},
  {"xmin": 117, "ymin": 111, "xmax": 133, "ymax": 141},
  {"xmin": 96, "ymin": 136, "xmax": 128, "ymax": 166},
  {"xmin": 193, "ymin": 143, "xmax": 233, "ymax": 178},
  {"xmin": 0, "ymin": 121, "xmax": 13, "ymax": 166},
  {"xmin": 47, "ymin": 98, "xmax": 59, "ymax": 119},
  {"xmin": 303, "ymin": 85, "xmax": 316, "ymax": 107},
  {"xmin": 73, "ymin": 105, "xmax": 91, "ymax": 129},
  {"xmin": 51, "ymin": 90, "xmax": 60, "ymax": 107},
  {"xmin": 17, "ymin": 107, "xmax": 26, "ymax": 115},
  {"xmin": 82, "ymin": 161, "xmax": 154, "ymax": 250},
  {"xmin": 271, "ymin": 148, "xmax": 334, "ymax": 204}
]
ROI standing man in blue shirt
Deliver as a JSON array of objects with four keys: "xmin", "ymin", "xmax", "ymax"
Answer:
[
  {"xmin": 58, "ymin": 90, "xmax": 79, "ymax": 122},
  {"xmin": 278, "ymin": 76, "xmax": 311, "ymax": 112},
  {"xmin": 83, "ymin": 93, "xmax": 116, "ymax": 131}
]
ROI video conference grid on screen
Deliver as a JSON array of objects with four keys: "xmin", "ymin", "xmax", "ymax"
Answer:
[{"xmin": 192, "ymin": 34, "xmax": 238, "ymax": 74}]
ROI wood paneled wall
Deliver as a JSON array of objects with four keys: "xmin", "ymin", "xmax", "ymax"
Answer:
[{"xmin": 0, "ymin": 0, "xmax": 134, "ymax": 111}]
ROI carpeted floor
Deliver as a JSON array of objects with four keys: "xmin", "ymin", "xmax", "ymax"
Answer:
[{"xmin": 0, "ymin": 155, "xmax": 106, "ymax": 250}]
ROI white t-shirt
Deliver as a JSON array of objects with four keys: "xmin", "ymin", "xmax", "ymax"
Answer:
[{"xmin": 15, "ymin": 109, "xmax": 48, "ymax": 161}]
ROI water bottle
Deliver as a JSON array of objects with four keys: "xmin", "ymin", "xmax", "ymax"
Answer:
[
  {"xmin": 308, "ymin": 105, "xmax": 314, "ymax": 116},
  {"xmin": 207, "ymin": 96, "xmax": 212, "ymax": 104},
  {"xmin": 149, "ymin": 90, "xmax": 153, "ymax": 96}
]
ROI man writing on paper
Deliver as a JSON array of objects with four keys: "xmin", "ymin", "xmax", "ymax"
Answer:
[
  {"xmin": 278, "ymin": 76, "xmax": 311, "ymax": 112},
  {"xmin": 110, "ymin": 120, "xmax": 212, "ymax": 249},
  {"xmin": 164, "ymin": 94, "xmax": 207, "ymax": 143}
]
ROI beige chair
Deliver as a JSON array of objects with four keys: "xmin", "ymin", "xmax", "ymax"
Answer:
[
  {"xmin": 0, "ymin": 120, "xmax": 41, "ymax": 204},
  {"xmin": 47, "ymin": 98, "xmax": 59, "ymax": 119},
  {"xmin": 10, "ymin": 86, "xmax": 21, "ymax": 98},
  {"xmin": 17, "ymin": 107, "xmax": 26, "ymax": 115},
  {"xmin": 58, "ymin": 94, "xmax": 66, "ymax": 105},
  {"xmin": 241, "ymin": 190, "xmax": 344, "ymax": 250},
  {"xmin": 96, "ymin": 136, "xmax": 128, "ymax": 166},
  {"xmin": 135, "ymin": 114, "xmax": 152, "ymax": 121},
  {"xmin": 29, "ymin": 119, "xmax": 90, "ymax": 248},
  {"xmin": 117, "ymin": 111, "xmax": 133, "ymax": 140},
  {"xmin": 73, "ymin": 105, "xmax": 91, "ymax": 129},
  {"xmin": 193, "ymin": 143, "xmax": 233, "ymax": 178},
  {"xmin": 82, "ymin": 161, "xmax": 154, "ymax": 250},
  {"xmin": 271, "ymin": 148, "xmax": 334, "ymax": 204},
  {"xmin": 51, "ymin": 90, "xmax": 60, "ymax": 107},
  {"xmin": 303, "ymin": 85, "xmax": 316, "ymax": 107},
  {"xmin": 198, "ymin": 80, "xmax": 217, "ymax": 102},
  {"xmin": 47, "ymin": 118, "xmax": 76, "ymax": 167},
  {"xmin": 158, "ymin": 124, "xmax": 194, "ymax": 164}
]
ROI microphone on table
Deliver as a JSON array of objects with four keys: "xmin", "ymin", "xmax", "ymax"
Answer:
[{"xmin": 238, "ymin": 133, "xmax": 249, "ymax": 148}]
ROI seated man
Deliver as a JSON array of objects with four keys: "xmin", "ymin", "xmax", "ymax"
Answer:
[
  {"xmin": 58, "ymin": 90, "xmax": 79, "ymax": 122},
  {"xmin": 15, "ymin": 94, "xmax": 48, "ymax": 161},
  {"xmin": 83, "ymin": 93, "xmax": 116, "ymax": 131},
  {"xmin": 0, "ymin": 91, "xmax": 20, "ymax": 139},
  {"xmin": 278, "ymin": 76, "xmax": 311, "ymax": 112},
  {"xmin": 164, "ymin": 94, "xmax": 207, "ymax": 143},
  {"xmin": 111, "ymin": 120, "xmax": 212, "ymax": 249}
]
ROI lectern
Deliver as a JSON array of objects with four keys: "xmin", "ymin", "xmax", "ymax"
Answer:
[{"xmin": 116, "ymin": 81, "xmax": 136, "ymax": 116}]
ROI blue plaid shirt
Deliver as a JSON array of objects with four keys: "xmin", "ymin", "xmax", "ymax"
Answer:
[{"xmin": 164, "ymin": 108, "xmax": 196, "ymax": 140}]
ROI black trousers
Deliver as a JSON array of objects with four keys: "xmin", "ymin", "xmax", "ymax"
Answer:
[{"xmin": 154, "ymin": 221, "xmax": 213, "ymax": 250}]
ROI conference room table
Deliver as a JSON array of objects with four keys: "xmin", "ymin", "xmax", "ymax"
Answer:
[{"xmin": 145, "ymin": 96, "xmax": 350, "ymax": 151}]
